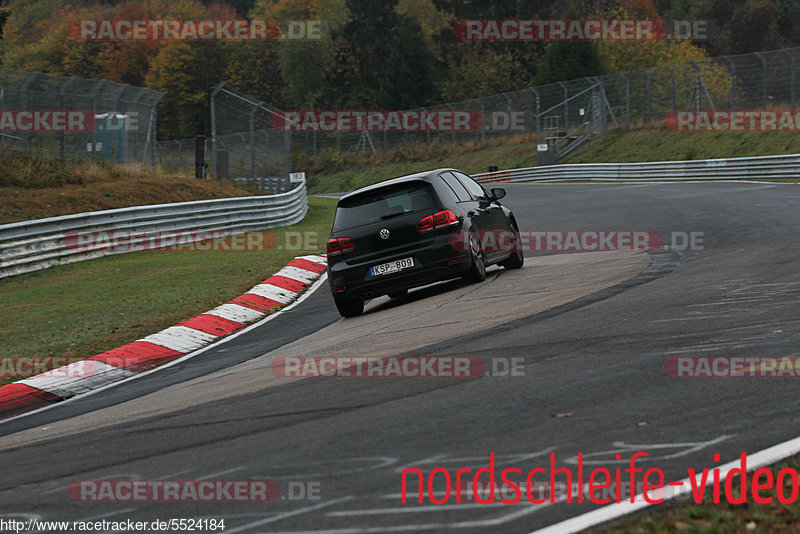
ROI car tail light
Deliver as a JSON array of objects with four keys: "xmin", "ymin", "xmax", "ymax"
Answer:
[
  {"xmin": 433, "ymin": 209, "xmax": 459, "ymax": 228},
  {"xmin": 417, "ymin": 215, "xmax": 434, "ymax": 232},
  {"xmin": 327, "ymin": 237, "xmax": 355, "ymax": 255},
  {"xmin": 418, "ymin": 210, "xmax": 459, "ymax": 232}
]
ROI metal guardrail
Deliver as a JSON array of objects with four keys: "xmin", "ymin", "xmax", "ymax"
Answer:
[
  {"xmin": 0, "ymin": 180, "xmax": 308, "ymax": 279},
  {"xmin": 472, "ymin": 153, "xmax": 800, "ymax": 184}
]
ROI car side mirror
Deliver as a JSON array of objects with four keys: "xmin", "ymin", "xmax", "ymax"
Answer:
[{"xmin": 491, "ymin": 188, "xmax": 506, "ymax": 200}]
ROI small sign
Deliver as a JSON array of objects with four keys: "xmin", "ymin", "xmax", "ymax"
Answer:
[
  {"xmin": 579, "ymin": 108, "xmax": 585, "ymax": 116},
  {"xmin": 537, "ymin": 144, "xmax": 549, "ymax": 152},
  {"xmin": 289, "ymin": 172, "xmax": 306, "ymax": 183}
]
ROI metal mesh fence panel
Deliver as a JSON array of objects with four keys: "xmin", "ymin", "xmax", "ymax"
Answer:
[
  {"xmin": 208, "ymin": 84, "xmax": 292, "ymax": 192},
  {"xmin": 174, "ymin": 45, "xmax": 800, "ymax": 187},
  {"xmin": 0, "ymin": 67, "xmax": 164, "ymax": 165}
]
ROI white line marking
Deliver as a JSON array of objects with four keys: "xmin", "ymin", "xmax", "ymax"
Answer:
[
  {"xmin": 565, "ymin": 436, "xmax": 731, "ymax": 464},
  {"xmin": 201, "ymin": 466, "xmax": 245, "ymax": 478},
  {"xmin": 0, "ymin": 273, "xmax": 328, "ymax": 425},
  {"xmin": 327, "ymin": 501, "xmax": 529, "ymax": 516},
  {"xmin": 224, "ymin": 496, "xmax": 353, "ymax": 533},
  {"xmin": 530, "ymin": 434, "xmax": 800, "ymax": 534},
  {"xmin": 269, "ymin": 502, "xmax": 551, "ymax": 533}
]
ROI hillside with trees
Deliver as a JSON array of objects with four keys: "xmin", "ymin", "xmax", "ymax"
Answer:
[{"xmin": 1, "ymin": 0, "xmax": 798, "ymax": 140}]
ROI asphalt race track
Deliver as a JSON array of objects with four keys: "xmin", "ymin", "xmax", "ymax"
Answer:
[{"xmin": 2, "ymin": 181, "xmax": 800, "ymax": 533}]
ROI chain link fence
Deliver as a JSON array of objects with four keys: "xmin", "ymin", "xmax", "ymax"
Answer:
[
  {"xmin": 209, "ymin": 84, "xmax": 292, "ymax": 192},
  {"xmin": 0, "ymin": 67, "xmax": 164, "ymax": 165},
  {"xmin": 282, "ymin": 45, "xmax": 800, "ymax": 159},
  {"xmin": 155, "ymin": 45, "xmax": 800, "ymax": 185}
]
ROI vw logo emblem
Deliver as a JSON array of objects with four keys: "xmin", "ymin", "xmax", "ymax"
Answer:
[{"xmin": 379, "ymin": 228, "xmax": 390, "ymax": 240}]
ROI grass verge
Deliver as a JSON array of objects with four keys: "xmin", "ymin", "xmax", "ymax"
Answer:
[
  {"xmin": 304, "ymin": 129, "xmax": 800, "ymax": 194},
  {"xmin": 0, "ymin": 150, "xmax": 263, "ymax": 224},
  {"xmin": 0, "ymin": 196, "xmax": 337, "ymax": 386}
]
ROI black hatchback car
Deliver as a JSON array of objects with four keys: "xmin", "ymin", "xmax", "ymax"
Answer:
[{"xmin": 326, "ymin": 168, "xmax": 524, "ymax": 317}]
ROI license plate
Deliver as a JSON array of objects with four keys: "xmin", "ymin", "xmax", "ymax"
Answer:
[{"xmin": 370, "ymin": 257, "xmax": 414, "ymax": 277}]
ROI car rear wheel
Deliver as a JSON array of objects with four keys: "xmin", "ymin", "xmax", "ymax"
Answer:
[
  {"xmin": 462, "ymin": 234, "xmax": 486, "ymax": 283},
  {"xmin": 500, "ymin": 222, "xmax": 524, "ymax": 269},
  {"xmin": 334, "ymin": 297, "xmax": 364, "ymax": 318}
]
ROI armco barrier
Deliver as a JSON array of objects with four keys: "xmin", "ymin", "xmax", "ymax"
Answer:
[
  {"xmin": 0, "ymin": 179, "xmax": 308, "ymax": 279},
  {"xmin": 473, "ymin": 153, "xmax": 800, "ymax": 183}
]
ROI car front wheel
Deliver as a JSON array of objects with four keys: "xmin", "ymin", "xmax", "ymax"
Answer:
[
  {"xmin": 500, "ymin": 222, "xmax": 524, "ymax": 269},
  {"xmin": 462, "ymin": 234, "xmax": 486, "ymax": 283}
]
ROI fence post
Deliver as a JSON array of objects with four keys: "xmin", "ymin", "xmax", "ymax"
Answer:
[
  {"xmin": 19, "ymin": 72, "xmax": 40, "ymax": 154},
  {"xmin": 445, "ymin": 103, "xmax": 456, "ymax": 144},
  {"xmin": 529, "ymin": 88, "xmax": 540, "ymax": 142},
  {"xmin": 721, "ymin": 56, "xmax": 735, "ymax": 111},
  {"xmin": 754, "ymin": 51, "xmax": 767, "ymax": 106},
  {"xmin": 285, "ymin": 130, "xmax": 291, "ymax": 191},
  {"xmin": 620, "ymin": 73, "xmax": 630, "ymax": 127},
  {"xmin": 210, "ymin": 84, "xmax": 223, "ymax": 179},
  {"xmin": 195, "ymin": 135, "xmax": 206, "ymax": 178},
  {"xmin": 249, "ymin": 104, "xmax": 262, "ymax": 179},
  {"xmin": 663, "ymin": 66, "xmax": 676, "ymax": 111},
  {"xmin": 175, "ymin": 139, "xmax": 183, "ymax": 169},
  {"xmin": 477, "ymin": 99, "xmax": 487, "ymax": 141},
  {"xmin": 783, "ymin": 50, "xmax": 796, "ymax": 110},
  {"xmin": 58, "ymin": 76, "xmax": 78, "ymax": 162},
  {"xmin": 558, "ymin": 81, "xmax": 568, "ymax": 131},
  {"xmin": 129, "ymin": 88, "xmax": 147, "ymax": 162},
  {"xmin": 88, "ymin": 80, "xmax": 107, "ymax": 159},
  {"xmin": 639, "ymin": 69, "xmax": 652, "ymax": 125}
]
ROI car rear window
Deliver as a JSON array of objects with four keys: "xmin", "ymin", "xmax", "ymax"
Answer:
[{"xmin": 333, "ymin": 181, "xmax": 437, "ymax": 231}]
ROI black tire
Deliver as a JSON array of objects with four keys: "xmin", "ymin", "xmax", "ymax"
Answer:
[
  {"xmin": 334, "ymin": 297, "xmax": 364, "ymax": 318},
  {"xmin": 500, "ymin": 222, "xmax": 524, "ymax": 269},
  {"xmin": 462, "ymin": 234, "xmax": 486, "ymax": 283},
  {"xmin": 387, "ymin": 289, "xmax": 408, "ymax": 299}
]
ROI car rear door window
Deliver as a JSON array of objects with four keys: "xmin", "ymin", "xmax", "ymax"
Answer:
[
  {"xmin": 333, "ymin": 181, "xmax": 436, "ymax": 231},
  {"xmin": 452, "ymin": 171, "xmax": 489, "ymax": 200},
  {"xmin": 439, "ymin": 172, "xmax": 471, "ymax": 202}
]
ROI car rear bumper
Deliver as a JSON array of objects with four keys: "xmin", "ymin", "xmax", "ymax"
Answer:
[{"xmin": 327, "ymin": 236, "xmax": 470, "ymax": 300}]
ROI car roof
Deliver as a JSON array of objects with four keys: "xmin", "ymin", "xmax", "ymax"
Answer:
[{"xmin": 338, "ymin": 168, "xmax": 461, "ymax": 202}]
